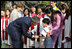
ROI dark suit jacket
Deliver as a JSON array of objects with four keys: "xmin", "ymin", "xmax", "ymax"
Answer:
[{"xmin": 6, "ymin": 17, "xmax": 32, "ymax": 38}]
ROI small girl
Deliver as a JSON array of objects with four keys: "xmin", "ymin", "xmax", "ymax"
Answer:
[{"xmin": 40, "ymin": 18, "xmax": 53, "ymax": 48}]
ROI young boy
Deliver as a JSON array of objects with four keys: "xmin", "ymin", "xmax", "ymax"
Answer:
[{"xmin": 40, "ymin": 18, "xmax": 53, "ymax": 48}]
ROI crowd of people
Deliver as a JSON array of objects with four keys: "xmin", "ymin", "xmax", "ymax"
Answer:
[{"xmin": 1, "ymin": 1, "xmax": 71, "ymax": 48}]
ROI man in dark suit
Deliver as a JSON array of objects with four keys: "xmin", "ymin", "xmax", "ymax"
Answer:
[{"xmin": 6, "ymin": 16, "xmax": 40, "ymax": 48}]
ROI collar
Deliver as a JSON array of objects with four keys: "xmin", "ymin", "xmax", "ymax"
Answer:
[
  {"xmin": 33, "ymin": 12, "xmax": 35, "ymax": 13},
  {"xmin": 53, "ymin": 6, "xmax": 57, "ymax": 10},
  {"xmin": 45, "ymin": 25, "xmax": 50, "ymax": 29},
  {"xmin": 26, "ymin": 15, "xmax": 29, "ymax": 17},
  {"xmin": 63, "ymin": 13, "xmax": 66, "ymax": 17}
]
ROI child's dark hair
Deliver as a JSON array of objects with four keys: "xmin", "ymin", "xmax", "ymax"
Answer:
[
  {"xmin": 23, "ymin": 8, "xmax": 30, "ymax": 17},
  {"xmin": 12, "ymin": 3, "xmax": 17, "ymax": 6},
  {"xmin": 12, "ymin": 3, "xmax": 17, "ymax": 8},
  {"xmin": 60, "ymin": 4, "xmax": 70, "ymax": 18},
  {"xmin": 30, "ymin": 5, "xmax": 37, "ymax": 13},
  {"xmin": 60, "ymin": 4, "xmax": 67, "ymax": 10},
  {"xmin": 37, "ymin": 4, "xmax": 45, "ymax": 12},
  {"xmin": 51, "ymin": 1, "xmax": 57, "ymax": 3},
  {"xmin": 5, "ymin": 8, "xmax": 11, "ymax": 17},
  {"xmin": 45, "ymin": 5, "xmax": 54, "ymax": 14},
  {"xmin": 45, "ymin": 5, "xmax": 54, "ymax": 21},
  {"xmin": 42, "ymin": 18, "xmax": 50, "ymax": 25},
  {"xmin": 31, "ymin": 5, "xmax": 36, "ymax": 8}
]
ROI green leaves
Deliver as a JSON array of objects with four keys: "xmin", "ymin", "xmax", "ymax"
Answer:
[{"xmin": 39, "ymin": 1, "xmax": 50, "ymax": 6}]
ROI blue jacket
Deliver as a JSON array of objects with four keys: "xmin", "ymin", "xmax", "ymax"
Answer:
[{"xmin": 6, "ymin": 17, "xmax": 32, "ymax": 38}]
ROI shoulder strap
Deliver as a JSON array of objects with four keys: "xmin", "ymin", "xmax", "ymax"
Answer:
[
  {"xmin": 43, "ymin": 29, "xmax": 47, "ymax": 33},
  {"xmin": 43, "ymin": 27, "xmax": 50, "ymax": 35}
]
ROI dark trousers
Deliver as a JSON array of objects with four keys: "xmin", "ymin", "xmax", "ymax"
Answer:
[{"xmin": 8, "ymin": 27, "xmax": 23, "ymax": 48}]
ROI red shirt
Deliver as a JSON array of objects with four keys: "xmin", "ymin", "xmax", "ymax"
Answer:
[
  {"xmin": 30, "ymin": 13, "xmax": 38, "ymax": 18},
  {"xmin": 37, "ymin": 13, "xmax": 45, "ymax": 19},
  {"xmin": 1, "ymin": 16, "xmax": 10, "ymax": 40},
  {"xmin": 1, "ymin": 16, "xmax": 5, "ymax": 30},
  {"xmin": 5, "ymin": 17, "xmax": 10, "ymax": 30}
]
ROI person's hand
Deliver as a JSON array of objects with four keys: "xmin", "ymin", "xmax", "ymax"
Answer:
[
  {"xmin": 41, "ymin": 42, "xmax": 44, "ymax": 47},
  {"xmin": 21, "ymin": 35, "xmax": 25, "ymax": 43},
  {"xmin": 27, "ymin": 32, "xmax": 31, "ymax": 34},
  {"xmin": 3, "ymin": 29, "xmax": 6, "ymax": 32},
  {"xmin": 47, "ymin": 32, "xmax": 50, "ymax": 34},
  {"xmin": 39, "ymin": 35, "xmax": 42, "ymax": 37},
  {"xmin": 62, "ymin": 26, "xmax": 64, "ymax": 29},
  {"xmin": 34, "ymin": 35, "xmax": 39, "ymax": 39}
]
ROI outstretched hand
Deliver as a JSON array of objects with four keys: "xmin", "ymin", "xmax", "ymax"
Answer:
[
  {"xmin": 34, "ymin": 35, "xmax": 39, "ymax": 39},
  {"xmin": 21, "ymin": 35, "xmax": 25, "ymax": 43}
]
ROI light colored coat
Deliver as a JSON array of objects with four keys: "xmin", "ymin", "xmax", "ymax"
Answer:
[
  {"xmin": 64, "ymin": 15, "xmax": 71, "ymax": 48},
  {"xmin": 9, "ymin": 9, "xmax": 19, "ymax": 23}
]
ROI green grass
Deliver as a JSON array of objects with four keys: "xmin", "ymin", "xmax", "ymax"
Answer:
[{"xmin": 1, "ymin": 43, "xmax": 8, "ymax": 48}]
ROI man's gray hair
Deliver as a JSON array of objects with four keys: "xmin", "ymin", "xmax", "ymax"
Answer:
[{"xmin": 31, "ymin": 16, "xmax": 40, "ymax": 23}]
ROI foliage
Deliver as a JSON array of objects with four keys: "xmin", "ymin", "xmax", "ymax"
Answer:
[{"xmin": 1, "ymin": 1, "xmax": 71, "ymax": 10}]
